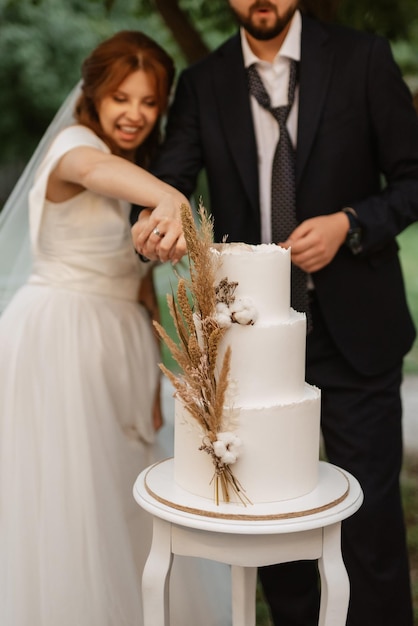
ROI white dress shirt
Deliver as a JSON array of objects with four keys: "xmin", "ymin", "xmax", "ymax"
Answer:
[{"xmin": 241, "ymin": 10, "xmax": 301, "ymax": 244}]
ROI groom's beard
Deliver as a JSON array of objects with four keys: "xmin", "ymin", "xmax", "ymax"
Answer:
[{"xmin": 230, "ymin": 1, "xmax": 298, "ymax": 41}]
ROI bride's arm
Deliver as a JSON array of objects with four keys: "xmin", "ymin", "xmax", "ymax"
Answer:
[{"xmin": 48, "ymin": 146, "xmax": 187, "ymax": 263}]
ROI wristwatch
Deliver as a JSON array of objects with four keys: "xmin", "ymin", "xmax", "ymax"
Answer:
[{"xmin": 342, "ymin": 207, "xmax": 362, "ymax": 255}]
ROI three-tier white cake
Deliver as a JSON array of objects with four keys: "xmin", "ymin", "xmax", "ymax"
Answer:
[{"xmin": 174, "ymin": 242, "xmax": 321, "ymax": 504}]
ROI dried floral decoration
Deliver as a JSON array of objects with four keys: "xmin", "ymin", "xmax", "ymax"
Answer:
[
  {"xmin": 215, "ymin": 277, "xmax": 258, "ymax": 328},
  {"xmin": 153, "ymin": 202, "xmax": 250, "ymax": 505}
]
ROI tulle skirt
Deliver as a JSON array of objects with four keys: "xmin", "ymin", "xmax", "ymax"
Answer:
[{"xmin": 0, "ymin": 285, "xmax": 232, "ymax": 625}]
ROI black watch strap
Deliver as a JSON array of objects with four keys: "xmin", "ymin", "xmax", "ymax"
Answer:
[{"xmin": 342, "ymin": 208, "xmax": 362, "ymax": 255}]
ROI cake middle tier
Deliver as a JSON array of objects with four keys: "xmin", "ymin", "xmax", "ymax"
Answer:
[{"xmin": 216, "ymin": 309, "xmax": 307, "ymax": 406}]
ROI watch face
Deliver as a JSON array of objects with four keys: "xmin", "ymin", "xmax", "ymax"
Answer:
[
  {"xmin": 343, "ymin": 209, "xmax": 362, "ymax": 255},
  {"xmin": 347, "ymin": 228, "xmax": 362, "ymax": 254}
]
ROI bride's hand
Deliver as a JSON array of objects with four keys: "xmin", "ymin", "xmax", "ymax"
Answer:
[{"xmin": 132, "ymin": 194, "xmax": 187, "ymax": 264}]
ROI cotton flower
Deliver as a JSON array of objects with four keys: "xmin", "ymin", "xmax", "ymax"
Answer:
[
  {"xmin": 217, "ymin": 431, "xmax": 241, "ymax": 447},
  {"xmin": 213, "ymin": 439, "xmax": 228, "ymax": 458},
  {"xmin": 212, "ymin": 431, "xmax": 242, "ymax": 465},
  {"xmin": 215, "ymin": 302, "xmax": 232, "ymax": 328},
  {"xmin": 220, "ymin": 450, "xmax": 238, "ymax": 465},
  {"xmin": 230, "ymin": 297, "xmax": 257, "ymax": 325}
]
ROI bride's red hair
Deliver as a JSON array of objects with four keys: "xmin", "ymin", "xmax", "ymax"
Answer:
[{"xmin": 75, "ymin": 30, "xmax": 175, "ymax": 166}]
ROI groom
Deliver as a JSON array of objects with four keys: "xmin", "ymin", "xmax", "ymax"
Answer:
[{"xmin": 132, "ymin": 1, "xmax": 418, "ymax": 624}]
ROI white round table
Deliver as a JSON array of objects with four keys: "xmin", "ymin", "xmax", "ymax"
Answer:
[{"xmin": 133, "ymin": 459, "xmax": 363, "ymax": 626}]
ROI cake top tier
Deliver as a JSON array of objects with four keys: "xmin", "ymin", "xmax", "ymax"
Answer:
[
  {"xmin": 211, "ymin": 243, "xmax": 292, "ymax": 323},
  {"xmin": 212, "ymin": 242, "xmax": 284, "ymax": 255}
]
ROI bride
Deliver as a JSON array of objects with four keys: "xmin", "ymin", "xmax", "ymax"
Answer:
[{"xmin": 0, "ymin": 30, "xmax": 231, "ymax": 625}]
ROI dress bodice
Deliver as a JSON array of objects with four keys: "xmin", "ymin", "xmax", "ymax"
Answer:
[
  {"xmin": 30, "ymin": 191, "xmax": 143, "ymax": 301},
  {"xmin": 27, "ymin": 124, "xmax": 145, "ymax": 301}
]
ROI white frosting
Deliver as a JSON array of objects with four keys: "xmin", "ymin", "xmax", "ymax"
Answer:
[
  {"xmin": 212, "ymin": 243, "xmax": 291, "ymax": 322},
  {"xmin": 174, "ymin": 386, "xmax": 320, "ymax": 503},
  {"xmin": 174, "ymin": 242, "xmax": 321, "ymax": 504},
  {"xmin": 216, "ymin": 308, "xmax": 306, "ymax": 406}
]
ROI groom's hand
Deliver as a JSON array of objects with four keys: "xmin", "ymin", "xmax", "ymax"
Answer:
[{"xmin": 280, "ymin": 213, "xmax": 349, "ymax": 273}]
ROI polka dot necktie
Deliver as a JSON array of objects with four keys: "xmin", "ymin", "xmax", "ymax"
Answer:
[{"xmin": 247, "ymin": 60, "xmax": 311, "ymax": 331}]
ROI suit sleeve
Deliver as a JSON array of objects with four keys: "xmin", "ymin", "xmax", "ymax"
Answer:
[
  {"xmin": 351, "ymin": 36, "xmax": 418, "ymax": 252},
  {"xmin": 150, "ymin": 70, "xmax": 205, "ymax": 199}
]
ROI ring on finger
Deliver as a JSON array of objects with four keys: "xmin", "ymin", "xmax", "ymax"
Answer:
[{"xmin": 152, "ymin": 227, "xmax": 164, "ymax": 238}]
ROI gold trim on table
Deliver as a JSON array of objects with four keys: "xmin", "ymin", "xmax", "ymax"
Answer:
[{"xmin": 144, "ymin": 459, "xmax": 350, "ymax": 522}]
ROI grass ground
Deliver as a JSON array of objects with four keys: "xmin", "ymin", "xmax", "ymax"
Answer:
[{"xmin": 403, "ymin": 455, "xmax": 418, "ymax": 625}]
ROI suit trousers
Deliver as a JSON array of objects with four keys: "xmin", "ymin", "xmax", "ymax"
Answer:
[{"xmin": 259, "ymin": 290, "xmax": 413, "ymax": 626}]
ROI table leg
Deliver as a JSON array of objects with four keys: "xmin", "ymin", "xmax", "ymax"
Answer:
[
  {"xmin": 142, "ymin": 517, "xmax": 173, "ymax": 626},
  {"xmin": 318, "ymin": 522, "xmax": 350, "ymax": 626},
  {"xmin": 231, "ymin": 565, "xmax": 257, "ymax": 626}
]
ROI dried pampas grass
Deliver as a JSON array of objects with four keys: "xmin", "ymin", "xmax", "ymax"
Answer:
[{"xmin": 153, "ymin": 201, "xmax": 249, "ymax": 505}]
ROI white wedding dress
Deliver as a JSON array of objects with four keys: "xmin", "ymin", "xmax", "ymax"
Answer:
[{"xmin": 0, "ymin": 125, "xmax": 231, "ymax": 626}]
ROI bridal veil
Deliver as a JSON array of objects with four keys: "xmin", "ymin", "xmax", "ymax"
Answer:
[{"xmin": 0, "ymin": 82, "xmax": 82, "ymax": 312}]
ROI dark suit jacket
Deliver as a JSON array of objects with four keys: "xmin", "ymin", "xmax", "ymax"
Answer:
[{"xmin": 151, "ymin": 15, "xmax": 418, "ymax": 376}]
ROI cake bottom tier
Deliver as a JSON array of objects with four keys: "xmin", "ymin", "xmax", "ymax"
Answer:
[{"xmin": 174, "ymin": 384, "xmax": 321, "ymax": 504}]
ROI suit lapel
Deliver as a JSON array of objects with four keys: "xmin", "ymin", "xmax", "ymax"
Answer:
[
  {"xmin": 209, "ymin": 22, "xmax": 333, "ymax": 216},
  {"xmin": 211, "ymin": 35, "xmax": 260, "ymax": 216},
  {"xmin": 297, "ymin": 16, "xmax": 333, "ymax": 186}
]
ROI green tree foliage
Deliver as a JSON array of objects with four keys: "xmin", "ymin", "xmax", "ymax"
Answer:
[
  {"xmin": 336, "ymin": 0, "xmax": 418, "ymax": 40},
  {"xmin": 335, "ymin": 0, "xmax": 418, "ymax": 77},
  {"xmin": 0, "ymin": 0, "xmax": 175, "ymax": 164}
]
